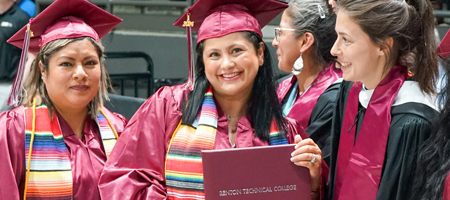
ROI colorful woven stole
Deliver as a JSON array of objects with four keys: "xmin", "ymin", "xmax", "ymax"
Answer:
[
  {"xmin": 334, "ymin": 66, "xmax": 406, "ymax": 200},
  {"xmin": 23, "ymin": 105, "xmax": 118, "ymax": 199},
  {"xmin": 165, "ymin": 86, "xmax": 288, "ymax": 200}
]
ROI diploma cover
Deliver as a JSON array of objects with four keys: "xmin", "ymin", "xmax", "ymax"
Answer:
[{"xmin": 202, "ymin": 144, "xmax": 311, "ymax": 200}]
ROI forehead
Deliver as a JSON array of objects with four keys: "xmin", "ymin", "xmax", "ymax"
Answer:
[
  {"xmin": 280, "ymin": 11, "xmax": 293, "ymax": 27},
  {"xmin": 203, "ymin": 32, "xmax": 252, "ymax": 49}
]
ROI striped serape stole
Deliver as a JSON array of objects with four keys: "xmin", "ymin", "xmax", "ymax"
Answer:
[
  {"xmin": 268, "ymin": 120, "xmax": 289, "ymax": 145},
  {"xmin": 96, "ymin": 110, "xmax": 118, "ymax": 157},
  {"xmin": 24, "ymin": 105, "xmax": 118, "ymax": 199},
  {"xmin": 24, "ymin": 105, "xmax": 72, "ymax": 199},
  {"xmin": 165, "ymin": 86, "xmax": 289, "ymax": 199},
  {"xmin": 165, "ymin": 86, "xmax": 217, "ymax": 200}
]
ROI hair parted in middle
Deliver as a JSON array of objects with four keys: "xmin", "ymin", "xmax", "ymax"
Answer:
[
  {"xmin": 22, "ymin": 37, "xmax": 111, "ymax": 119},
  {"xmin": 181, "ymin": 31, "xmax": 288, "ymax": 141}
]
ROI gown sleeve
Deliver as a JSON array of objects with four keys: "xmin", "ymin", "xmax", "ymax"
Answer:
[
  {"xmin": 98, "ymin": 86, "xmax": 186, "ymax": 200},
  {"xmin": 305, "ymin": 82, "xmax": 340, "ymax": 166},
  {"xmin": 375, "ymin": 112, "xmax": 433, "ymax": 200},
  {"xmin": 0, "ymin": 107, "xmax": 25, "ymax": 199}
]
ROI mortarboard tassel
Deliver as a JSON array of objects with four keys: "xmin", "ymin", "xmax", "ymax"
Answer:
[
  {"xmin": 183, "ymin": 11, "xmax": 195, "ymax": 91},
  {"xmin": 8, "ymin": 23, "xmax": 32, "ymax": 107}
]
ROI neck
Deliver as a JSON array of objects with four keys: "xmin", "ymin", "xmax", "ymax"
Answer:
[
  {"xmin": 54, "ymin": 105, "xmax": 88, "ymax": 141},
  {"xmin": 214, "ymin": 90, "xmax": 250, "ymax": 121},
  {"xmin": 295, "ymin": 55, "xmax": 321, "ymax": 93},
  {"xmin": 363, "ymin": 61, "xmax": 393, "ymax": 90},
  {"xmin": 0, "ymin": 1, "xmax": 14, "ymax": 14}
]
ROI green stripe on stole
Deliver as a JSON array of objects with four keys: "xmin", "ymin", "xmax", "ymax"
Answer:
[{"xmin": 24, "ymin": 105, "xmax": 117, "ymax": 199}]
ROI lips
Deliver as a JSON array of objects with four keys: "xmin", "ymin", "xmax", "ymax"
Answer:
[
  {"xmin": 71, "ymin": 85, "xmax": 89, "ymax": 91},
  {"xmin": 220, "ymin": 72, "xmax": 241, "ymax": 81}
]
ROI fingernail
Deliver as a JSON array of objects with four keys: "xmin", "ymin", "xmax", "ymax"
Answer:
[{"xmin": 290, "ymin": 157, "xmax": 294, "ymax": 162}]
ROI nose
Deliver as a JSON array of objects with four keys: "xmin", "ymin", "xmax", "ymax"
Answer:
[
  {"xmin": 330, "ymin": 40, "xmax": 340, "ymax": 57},
  {"xmin": 272, "ymin": 37, "xmax": 279, "ymax": 48},
  {"xmin": 73, "ymin": 63, "xmax": 88, "ymax": 80},
  {"xmin": 221, "ymin": 55, "xmax": 235, "ymax": 70}
]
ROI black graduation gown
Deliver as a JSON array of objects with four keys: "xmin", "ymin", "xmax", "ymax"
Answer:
[
  {"xmin": 305, "ymin": 80, "xmax": 341, "ymax": 166},
  {"xmin": 326, "ymin": 80, "xmax": 438, "ymax": 200}
]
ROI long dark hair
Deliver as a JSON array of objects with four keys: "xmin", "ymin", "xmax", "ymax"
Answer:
[
  {"xmin": 181, "ymin": 31, "xmax": 288, "ymax": 141},
  {"xmin": 338, "ymin": 0, "xmax": 438, "ymax": 95},
  {"xmin": 412, "ymin": 57, "xmax": 450, "ymax": 200}
]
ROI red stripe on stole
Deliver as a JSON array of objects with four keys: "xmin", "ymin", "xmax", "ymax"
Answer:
[
  {"xmin": 25, "ymin": 107, "xmax": 52, "ymax": 131},
  {"xmin": 50, "ymin": 112, "xmax": 63, "ymax": 137},
  {"xmin": 168, "ymin": 160, "xmax": 203, "ymax": 173}
]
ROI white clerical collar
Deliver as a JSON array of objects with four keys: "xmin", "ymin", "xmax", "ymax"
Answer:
[{"xmin": 359, "ymin": 84, "xmax": 374, "ymax": 109}]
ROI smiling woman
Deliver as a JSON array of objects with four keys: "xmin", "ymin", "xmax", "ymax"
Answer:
[
  {"xmin": 98, "ymin": 0, "xmax": 322, "ymax": 199},
  {"xmin": 0, "ymin": 0, "xmax": 128, "ymax": 199},
  {"xmin": 327, "ymin": 0, "xmax": 440, "ymax": 200}
]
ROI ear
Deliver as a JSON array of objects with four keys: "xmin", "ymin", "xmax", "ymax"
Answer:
[
  {"xmin": 258, "ymin": 42, "xmax": 265, "ymax": 66},
  {"xmin": 39, "ymin": 61, "xmax": 47, "ymax": 83},
  {"xmin": 379, "ymin": 37, "xmax": 394, "ymax": 56},
  {"xmin": 299, "ymin": 32, "xmax": 315, "ymax": 53}
]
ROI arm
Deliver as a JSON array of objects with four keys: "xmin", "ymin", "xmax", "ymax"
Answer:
[
  {"xmin": 306, "ymin": 83, "xmax": 340, "ymax": 166},
  {"xmin": 98, "ymin": 86, "xmax": 185, "ymax": 200},
  {"xmin": 0, "ymin": 108, "xmax": 26, "ymax": 199}
]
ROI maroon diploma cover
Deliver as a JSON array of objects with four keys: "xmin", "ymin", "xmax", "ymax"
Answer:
[{"xmin": 202, "ymin": 144, "xmax": 311, "ymax": 200}]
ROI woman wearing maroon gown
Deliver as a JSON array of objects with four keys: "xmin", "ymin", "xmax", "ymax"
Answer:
[
  {"xmin": 99, "ymin": 0, "xmax": 323, "ymax": 199},
  {"xmin": 0, "ymin": 0, "xmax": 127, "ymax": 199}
]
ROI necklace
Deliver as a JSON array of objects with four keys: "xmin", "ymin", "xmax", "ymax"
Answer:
[{"xmin": 226, "ymin": 110, "xmax": 246, "ymax": 121}]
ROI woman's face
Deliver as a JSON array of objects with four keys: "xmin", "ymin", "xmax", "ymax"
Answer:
[
  {"xmin": 272, "ymin": 11, "xmax": 301, "ymax": 73},
  {"xmin": 330, "ymin": 10, "xmax": 386, "ymax": 89},
  {"xmin": 203, "ymin": 32, "xmax": 264, "ymax": 99},
  {"xmin": 41, "ymin": 39, "xmax": 101, "ymax": 112}
]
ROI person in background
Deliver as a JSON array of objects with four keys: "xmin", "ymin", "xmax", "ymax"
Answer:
[
  {"xmin": 0, "ymin": 0, "xmax": 29, "ymax": 81},
  {"xmin": 18, "ymin": 0, "xmax": 35, "ymax": 17},
  {"xmin": 0, "ymin": 0, "xmax": 29, "ymax": 112},
  {"xmin": 274, "ymin": 0, "xmax": 341, "ymax": 165},
  {"xmin": 0, "ymin": 0, "xmax": 127, "ymax": 199},
  {"xmin": 98, "ymin": 0, "xmax": 323, "ymax": 199},
  {"xmin": 411, "ymin": 29, "xmax": 450, "ymax": 200},
  {"xmin": 327, "ymin": 0, "xmax": 439, "ymax": 199}
]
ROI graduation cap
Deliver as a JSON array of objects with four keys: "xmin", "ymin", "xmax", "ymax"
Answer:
[
  {"xmin": 173, "ymin": 0, "xmax": 288, "ymax": 90},
  {"xmin": 6, "ymin": 0, "xmax": 122, "ymax": 107},
  {"xmin": 439, "ymin": 29, "xmax": 450, "ymax": 59}
]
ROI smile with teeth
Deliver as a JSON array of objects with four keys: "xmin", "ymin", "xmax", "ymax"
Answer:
[
  {"xmin": 222, "ymin": 72, "xmax": 240, "ymax": 78},
  {"xmin": 340, "ymin": 62, "xmax": 351, "ymax": 67}
]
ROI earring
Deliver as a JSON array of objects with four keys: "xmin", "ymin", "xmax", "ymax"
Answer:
[{"xmin": 292, "ymin": 54, "xmax": 303, "ymax": 75}]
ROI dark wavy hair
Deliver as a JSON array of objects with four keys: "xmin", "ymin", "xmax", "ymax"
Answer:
[
  {"xmin": 181, "ymin": 31, "xmax": 288, "ymax": 141},
  {"xmin": 338, "ymin": 0, "xmax": 438, "ymax": 95},
  {"xmin": 412, "ymin": 57, "xmax": 450, "ymax": 200}
]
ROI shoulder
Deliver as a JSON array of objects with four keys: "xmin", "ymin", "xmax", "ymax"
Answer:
[
  {"xmin": 318, "ymin": 78, "xmax": 343, "ymax": 103},
  {"xmin": 0, "ymin": 106, "xmax": 25, "ymax": 137},
  {"xmin": 144, "ymin": 84, "xmax": 189, "ymax": 108},
  {"xmin": 393, "ymin": 80, "xmax": 440, "ymax": 111}
]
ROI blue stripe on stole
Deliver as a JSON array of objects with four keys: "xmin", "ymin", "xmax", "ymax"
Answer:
[{"xmin": 97, "ymin": 112, "xmax": 116, "ymax": 140}]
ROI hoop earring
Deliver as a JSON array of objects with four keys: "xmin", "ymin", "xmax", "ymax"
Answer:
[{"xmin": 292, "ymin": 54, "xmax": 303, "ymax": 75}]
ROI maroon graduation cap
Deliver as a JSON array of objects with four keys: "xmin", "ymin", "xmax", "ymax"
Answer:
[
  {"xmin": 173, "ymin": 0, "xmax": 288, "ymax": 89},
  {"xmin": 6, "ymin": 0, "xmax": 122, "ymax": 107},
  {"xmin": 439, "ymin": 29, "xmax": 450, "ymax": 59}
]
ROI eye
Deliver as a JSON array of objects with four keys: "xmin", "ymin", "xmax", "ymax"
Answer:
[
  {"xmin": 209, "ymin": 52, "xmax": 220, "ymax": 57},
  {"xmin": 343, "ymin": 37, "xmax": 350, "ymax": 43},
  {"xmin": 59, "ymin": 62, "xmax": 72, "ymax": 67},
  {"xmin": 85, "ymin": 60, "xmax": 98, "ymax": 66},
  {"xmin": 231, "ymin": 48, "xmax": 242, "ymax": 54}
]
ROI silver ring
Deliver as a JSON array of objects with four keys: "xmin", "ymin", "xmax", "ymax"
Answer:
[{"xmin": 310, "ymin": 153, "xmax": 316, "ymax": 164}]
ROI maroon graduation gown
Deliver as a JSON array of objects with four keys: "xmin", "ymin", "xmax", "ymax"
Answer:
[
  {"xmin": 98, "ymin": 84, "xmax": 305, "ymax": 200},
  {"xmin": 0, "ymin": 106, "xmax": 128, "ymax": 200}
]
